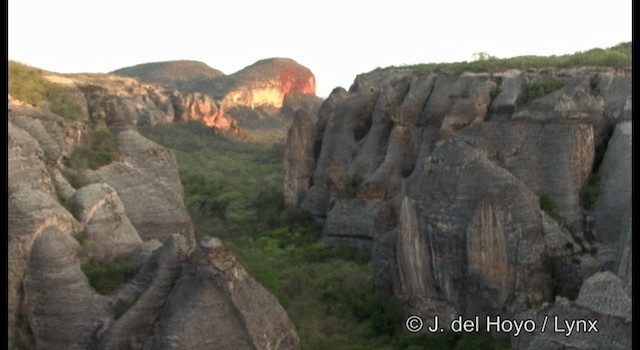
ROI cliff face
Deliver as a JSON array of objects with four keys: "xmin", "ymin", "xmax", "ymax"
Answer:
[
  {"xmin": 8, "ymin": 83, "xmax": 299, "ymax": 349},
  {"xmin": 111, "ymin": 57, "xmax": 321, "ymax": 142},
  {"xmin": 284, "ymin": 66, "xmax": 631, "ymax": 347}
]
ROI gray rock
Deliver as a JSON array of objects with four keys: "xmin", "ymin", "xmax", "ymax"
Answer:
[
  {"xmin": 594, "ymin": 121, "xmax": 632, "ymax": 244},
  {"xmin": 541, "ymin": 212, "xmax": 600, "ymax": 298},
  {"xmin": 514, "ymin": 272, "xmax": 631, "ymax": 350},
  {"xmin": 97, "ymin": 235, "xmax": 193, "ymax": 350},
  {"xmin": 456, "ymin": 121, "xmax": 594, "ymax": 228},
  {"xmin": 127, "ymin": 239, "xmax": 163, "ymax": 267},
  {"xmin": 24, "ymin": 228, "xmax": 110, "ymax": 349},
  {"xmin": 286, "ymin": 67, "xmax": 632, "ymax": 328},
  {"xmin": 92, "ymin": 161, "xmax": 193, "ymax": 242},
  {"xmin": 513, "ymin": 302, "xmax": 631, "ymax": 350},
  {"xmin": 402, "ymin": 140, "xmax": 552, "ymax": 319},
  {"xmin": 8, "ymin": 122, "xmax": 55, "ymax": 196},
  {"xmin": 68, "ymin": 183, "xmax": 143, "ymax": 259},
  {"xmin": 488, "ymin": 70, "xmax": 523, "ymax": 120},
  {"xmin": 10, "ymin": 114, "xmax": 62, "ymax": 164},
  {"xmin": 8, "ymin": 188, "xmax": 80, "ymax": 340},
  {"xmin": 283, "ymin": 111, "xmax": 317, "ymax": 207},
  {"xmin": 146, "ymin": 237, "xmax": 300, "ymax": 350},
  {"xmin": 616, "ymin": 217, "xmax": 632, "ymax": 293},
  {"xmin": 322, "ymin": 198, "xmax": 379, "ymax": 251},
  {"xmin": 575, "ymin": 272, "xmax": 631, "ymax": 320}
]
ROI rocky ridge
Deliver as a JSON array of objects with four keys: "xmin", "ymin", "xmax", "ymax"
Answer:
[
  {"xmin": 9, "ymin": 79, "xmax": 300, "ymax": 348},
  {"xmin": 284, "ymin": 66, "xmax": 631, "ymax": 348},
  {"xmin": 112, "ymin": 57, "xmax": 322, "ymax": 142}
]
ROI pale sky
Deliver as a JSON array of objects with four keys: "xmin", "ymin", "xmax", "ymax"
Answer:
[{"xmin": 8, "ymin": 0, "xmax": 632, "ymax": 97}]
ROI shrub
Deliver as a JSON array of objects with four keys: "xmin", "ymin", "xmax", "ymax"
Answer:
[
  {"xmin": 401, "ymin": 162, "xmax": 415, "ymax": 178},
  {"xmin": 406, "ymin": 42, "xmax": 631, "ymax": 75},
  {"xmin": 489, "ymin": 86, "xmax": 502, "ymax": 102},
  {"xmin": 347, "ymin": 291, "xmax": 399, "ymax": 336},
  {"xmin": 81, "ymin": 258, "xmax": 137, "ymax": 295},
  {"xmin": 516, "ymin": 78, "xmax": 565, "ymax": 107},
  {"xmin": 48, "ymin": 91, "xmax": 84, "ymax": 122},
  {"xmin": 582, "ymin": 174, "xmax": 602, "ymax": 210},
  {"xmin": 590, "ymin": 73, "xmax": 600, "ymax": 90},
  {"xmin": 65, "ymin": 128, "xmax": 118, "ymax": 170},
  {"xmin": 113, "ymin": 298, "xmax": 134, "ymax": 319},
  {"xmin": 8, "ymin": 61, "xmax": 53, "ymax": 106},
  {"xmin": 539, "ymin": 193, "xmax": 556, "ymax": 216},
  {"xmin": 340, "ymin": 175, "xmax": 363, "ymax": 198}
]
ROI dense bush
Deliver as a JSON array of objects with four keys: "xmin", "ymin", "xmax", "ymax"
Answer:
[
  {"xmin": 400, "ymin": 42, "xmax": 631, "ymax": 75},
  {"xmin": 81, "ymin": 258, "xmax": 137, "ymax": 295},
  {"xmin": 143, "ymin": 120, "xmax": 511, "ymax": 349},
  {"xmin": 65, "ymin": 128, "xmax": 118, "ymax": 170},
  {"xmin": 9, "ymin": 61, "xmax": 85, "ymax": 122},
  {"xmin": 113, "ymin": 298, "xmax": 134, "ymax": 319},
  {"xmin": 516, "ymin": 78, "xmax": 566, "ymax": 107},
  {"xmin": 539, "ymin": 193, "xmax": 557, "ymax": 216},
  {"xmin": 582, "ymin": 174, "xmax": 602, "ymax": 210},
  {"xmin": 48, "ymin": 91, "xmax": 84, "ymax": 121}
]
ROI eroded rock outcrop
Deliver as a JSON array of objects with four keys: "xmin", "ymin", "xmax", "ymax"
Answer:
[
  {"xmin": 285, "ymin": 66, "xmax": 631, "ymax": 348},
  {"xmin": 147, "ymin": 237, "xmax": 300, "ymax": 350},
  {"xmin": 109, "ymin": 57, "xmax": 321, "ymax": 141},
  {"xmin": 9, "ymin": 74, "xmax": 300, "ymax": 348},
  {"xmin": 24, "ymin": 228, "xmax": 111, "ymax": 350}
]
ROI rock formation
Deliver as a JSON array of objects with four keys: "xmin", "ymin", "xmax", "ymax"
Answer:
[
  {"xmin": 285, "ymin": 66, "xmax": 631, "ymax": 348},
  {"xmin": 8, "ymin": 71, "xmax": 300, "ymax": 348},
  {"xmin": 111, "ymin": 57, "xmax": 322, "ymax": 142}
]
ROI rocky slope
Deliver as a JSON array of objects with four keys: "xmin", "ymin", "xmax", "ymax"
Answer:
[
  {"xmin": 9, "ymin": 81, "xmax": 300, "ymax": 348},
  {"xmin": 112, "ymin": 57, "xmax": 322, "ymax": 142},
  {"xmin": 284, "ymin": 66, "xmax": 631, "ymax": 348}
]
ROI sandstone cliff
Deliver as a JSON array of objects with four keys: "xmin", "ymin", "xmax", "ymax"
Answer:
[
  {"xmin": 8, "ymin": 73, "xmax": 300, "ymax": 348},
  {"xmin": 284, "ymin": 66, "xmax": 631, "ymax": 348},
  {"xmin": 111, "ymin": 58, "xmax": 322, "ymax": 142}
]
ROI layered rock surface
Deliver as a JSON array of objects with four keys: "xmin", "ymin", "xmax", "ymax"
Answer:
[
  {"xmin": 9, "ymin": 79, "xmax": 299, "ymax": 348},
  {"xmin": 285, "ymin": 66, "xmax": 631, "ymax": 348}
]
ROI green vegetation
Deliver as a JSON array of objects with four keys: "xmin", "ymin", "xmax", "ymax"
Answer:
[
  {"xmin": 9, "ymin": 61, "xmax": 86, "ymax": 122},
  {"xmin": 590, "ymin": 73, "xmax": 601, "ymax": 90},
  {"xmin": 48, "ymin": 91, "xmax": 84, "ymax": 121},
  {"xmin": 113, "ymin": 298, "xmax": 135, "ymax": 319},
  {"xmin": 581, "ymin": 124, "xmax": 614, "ymax": 211},
  {"xmin": 81, "ymin": 258, "xmax": 137, "ymax": 295},
  {"xmin": 9, "ymin": 61, "xmax": 53, "ymax": 106},
  {"xmin": 390, "ymin": 42, "xmax": 631, "ymax": 75},
  {"xmin": 65, "ymin": 128, "xmax": 118, "ymax": 170},
  {"xmin": 142, "ymin": 120, "xmax": 510, "ymax": 349},
  {"xmin": 516, "ymin": 77, "xmax": 566, "ymax": 107},
  {"xmin": 539, "ymin": 193, "xmax": 557, "ymax": 216},
  {"xmin": 582, "ymin": 174, "xmax": 602, "ymax": 210}
]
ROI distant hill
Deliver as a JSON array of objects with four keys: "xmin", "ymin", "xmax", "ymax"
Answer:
[
  {"xmin": 188, "ymin": 58, "xmax": 316, "ymax": 98},
  {"xmin": 112, "ymin": 60, "xmax": 225, "ymax": 89}
]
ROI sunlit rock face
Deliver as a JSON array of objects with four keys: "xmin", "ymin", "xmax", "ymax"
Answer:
[
  {"xmin": 285, "ymin": 66, "xmax": 632, "ymax": 347},
  {"xmin": 111, "ymin": 57, "xmax": 320, "ymax": 139}
]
